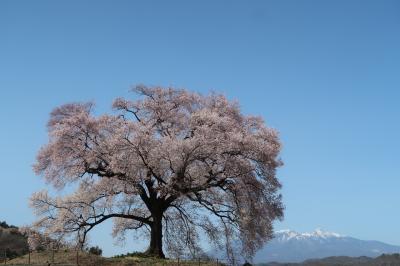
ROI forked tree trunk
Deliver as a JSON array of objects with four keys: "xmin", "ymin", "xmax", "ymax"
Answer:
[{"xmin": 145, "ymin": 214, "xmax": 165, "ymax": 258}]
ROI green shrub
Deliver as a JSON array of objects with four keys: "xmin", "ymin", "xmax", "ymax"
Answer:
[{"xmin": 87, "ymin": 246, "xmax": 102, "ymax": 256}]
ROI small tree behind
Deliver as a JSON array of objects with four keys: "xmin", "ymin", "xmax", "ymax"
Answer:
[
  {"xmin": 30, "ymin": 86, "xmax": 284, "ymax": 262},
  {"xmin": 87, "ymin": 246, "xmax": 102, "ymax": 256}
]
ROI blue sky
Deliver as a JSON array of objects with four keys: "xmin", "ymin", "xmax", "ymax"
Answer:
[{"xmin": 1, "ymin": 0, "xmax": 400, "ymax": 256}]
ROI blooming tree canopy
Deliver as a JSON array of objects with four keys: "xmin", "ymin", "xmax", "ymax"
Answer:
[{"xmin": 31, "ymin": 86, "xmax": 284, "ymax": 261}]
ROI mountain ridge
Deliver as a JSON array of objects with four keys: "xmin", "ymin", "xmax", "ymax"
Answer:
[
  {"xmin": 258, "ymin": 253, "xmax": 400, "ymax": 266},
  {"xmin": 253, "ymin": 229, "xmax": 400, "ymax": 263}
]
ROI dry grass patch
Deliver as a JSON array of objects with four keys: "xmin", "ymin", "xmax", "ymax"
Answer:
[{"xmin": 7, "ymin": 250, "xmax": 224, "ymax": 266}]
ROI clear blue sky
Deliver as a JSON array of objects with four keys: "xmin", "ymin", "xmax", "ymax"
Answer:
[{"xmin": 1, "ymin": 0, "xmax": 400, "ymax": 256}]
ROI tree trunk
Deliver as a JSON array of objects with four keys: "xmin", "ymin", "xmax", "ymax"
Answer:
[{"xmin": 145, "ymin": 214, "xmax": 165, "ymax": 258}]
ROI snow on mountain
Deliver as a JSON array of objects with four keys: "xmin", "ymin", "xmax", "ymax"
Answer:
[
  {"xmin": 274, "ymin": 228, "xmax": 342, "ymax": 241},
  {"xmin": 253, "ymin": 229, "xmax": 400, "ymax": 263}
]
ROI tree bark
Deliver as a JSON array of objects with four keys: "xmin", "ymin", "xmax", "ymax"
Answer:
[{"xmin": 145, "ymin": 214, "xmax": 165, "ymax": 258}]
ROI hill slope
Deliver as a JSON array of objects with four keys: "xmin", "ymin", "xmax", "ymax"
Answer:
[
  {"xmin": 0, "ymin": 221, "xmax": 29, "ymax": 259},
  {"xmin": 9, "ymin": 250, "xmax": 223, "ymax": 266}
]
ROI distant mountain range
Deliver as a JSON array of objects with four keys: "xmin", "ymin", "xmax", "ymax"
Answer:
[
  {"xmin": 258, "ymin": 254, "xmax": 400, "ymax": 266},
  {"xmin": 253, "ymin": 229, "xmax": 400, "ymax": 263}
]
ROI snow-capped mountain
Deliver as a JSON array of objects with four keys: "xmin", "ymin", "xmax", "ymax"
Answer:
[{"xmin": 253, "ymin": 229, "xmax": 400, "ymax": 263}]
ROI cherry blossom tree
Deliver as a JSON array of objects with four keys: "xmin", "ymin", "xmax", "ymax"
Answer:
[
  {"xmin": 30, "ymin": 86, "xmax": 284, "ymax": 261},
  {"xmin": 19, "ymin": 227, "xmax": 64, "ymax": 251}
]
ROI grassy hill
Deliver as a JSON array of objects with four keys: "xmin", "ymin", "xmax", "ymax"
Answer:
[
  {"xmin": 0, "ymin": 221, "xmax": 224, "ymax": 265},
  {"xmin": 8, "ymin": 250, "xmax": 225, "ymax": 265}
]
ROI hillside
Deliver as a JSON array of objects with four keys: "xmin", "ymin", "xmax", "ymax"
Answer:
[
  {"xmin": 8, "ymin": 250, "xmax": 225, "ymax": 265},
  {"xmin": 0, "ymin": 221, "xmax": 29, "ymax": 260}
]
